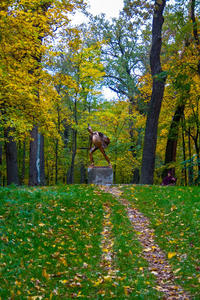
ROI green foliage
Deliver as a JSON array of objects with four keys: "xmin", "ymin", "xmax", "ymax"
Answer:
[{"xmin": 88, "ymin": 14, "xmax": 146, "ymax": 101}]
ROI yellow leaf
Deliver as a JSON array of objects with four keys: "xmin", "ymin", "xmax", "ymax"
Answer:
[
  {"xmin": 124, "ymin": 286, "xmax": 131, "ymax": 296},
  {"xmin": 93, "ymin": 278, "xmax": 103, "ymax": 286},
  {"xmin": 60, "ymin": 279, "xmax": 68, "ymax": 284},
  {"xmin": 144, "ymin": 247, "xmax": 152, "ymax": 252},
  {"xmin": 102, "ymin": 248, "xmax": 109, "ymax": 253},
  {"xmin": 60, "ymin": 257, "xmax": 67, "ymax": 266},
  {"xmin": 42, "ymin": 268, "xmax": 50, "ymax": 280},
  {"xmin": 168, "ymin": 252, "xmax": 177, "ymax": 259},
  {"xmin": 174, "ymin": 268, "xmax": 181, "ymax": 274},
  {"xmin": 103, "ymin": 275, "xmax": 112, "ymax": 282},
  {"xmin": 15, "ymin": 280, "xmax": 21, "ymax": 287},
  {"xmin": 171, "ymin": 205, "xmax": 177, "ymax": 211}
]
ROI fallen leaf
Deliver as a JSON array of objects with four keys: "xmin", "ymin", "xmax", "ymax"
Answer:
[
  {"xmin": 168, "ymin": 252, "xmax": 177, "ymax": 259},
  {"xmin": 174, "ymin": 268, "xmax": 181, "ymax": 274},
  {"xmin": 42, "ymin": 268, "xmax": 50, "ymax": 280},
  {"xmin": 144, "ymin": 247, "xmax": 152, "ymax": 252}
]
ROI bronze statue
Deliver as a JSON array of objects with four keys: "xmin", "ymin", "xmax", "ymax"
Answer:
[{"xmin": 88, "ymin": 125, "xmax": 111, "ymax": 167}]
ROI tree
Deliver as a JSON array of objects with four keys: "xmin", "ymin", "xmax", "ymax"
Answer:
[
  {"xmin": 0, "ymin": 0, "xmax": 85, "ymax": 185},
  {"xmin": 4, "ymin": 129, "xmax": 19, "ymax": 185},
  {"xmin": 89, "ymin": 13, "xmax": 151, "ymax": 182},
  {"xmin": 160, "ymin": 0, "xmax": 200, "ymax": 179},
  {"xmin": 140, "ymin": 0, "xmax": 167, "ymax": 184},
  {"xmin": 47, "ymin": 29, "xmax": 105, "ymax": 183}
]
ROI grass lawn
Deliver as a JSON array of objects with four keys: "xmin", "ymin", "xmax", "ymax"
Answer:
[
  {"xmin": 122, "ymin": 185, "xmax": 200, "ymax": 299},
  {"xmin": 0, "ymin": 184, "xmax": 199, "ymax": 299}
]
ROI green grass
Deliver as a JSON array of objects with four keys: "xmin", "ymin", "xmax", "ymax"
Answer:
[
  {"xmin": 0, "ymin": 185, "xmax": 161, "ymax": 299},
  {"xmin": 122, "ymin": 185, "xmax": 200, "ymax": 299},
  {"xmin": 0, "ymin": 185, "xmax": 105, "ymax": 298},
  {"xmin": 109, "ymin": 197, "xmax": 163, "ymax": 298},
  {"xmin": 0, "ymin": 184, "xmax": 199, "ymax": 299}
]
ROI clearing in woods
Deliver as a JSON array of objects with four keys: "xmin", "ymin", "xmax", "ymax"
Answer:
[{"xmin": 0, "ymin": 184, "xmax": 199, "ymax": 299}]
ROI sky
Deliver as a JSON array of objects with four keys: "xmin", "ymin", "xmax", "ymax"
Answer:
[
  {"xmin": 72, "ymin": 0, "xmax": 124, "ymax": 24},
  {"xmin": 87, "ymin": 0, "xmax": 124, "ymax": 19}
]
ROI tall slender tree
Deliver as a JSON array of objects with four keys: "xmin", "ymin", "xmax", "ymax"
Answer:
[
  {"xmin": 4, "ymin": 130, "xmax": 19, "ymax": 185},
  {"xmin": 140, "ymin": 0, "xmax": 167, "ymax": 184}
]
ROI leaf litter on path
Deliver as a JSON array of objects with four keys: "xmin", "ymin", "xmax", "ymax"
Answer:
[
  {"xmin": 99, "ymin": 185, "xmax": 190, "ymax": 300},
  {"xmin": 97, "ymin": 203, "xmax": 118, "ymax": 284}
]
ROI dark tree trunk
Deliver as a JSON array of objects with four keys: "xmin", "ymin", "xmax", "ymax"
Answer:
[
  {"xmin": 55, "ymin": 139, "xmax": 58, "ymax": 184},
  {"xmin": 163, "ymin": 105, "xmax": 185, "ymax": 177},
  {"xmin": 20, "ymin": 141, "xmax": 26, "ymax": 185},
  {"xmin": 67, "ymin": 129, "xmax": 77, "ymax": 184},
  {"xmin": 188, "ymin": 128, "xmax": 194, "ymax": 185},
  {"xmin": 191, "ymin": 0, "xmax": 200, "ymax": 75},
  {"xmin": 80, "ymin": 163, "xmax": 86, "ymax": 183},
  {"xmin": 129, "ymin": 100, "xmax": 140, "ymax": 183},
  {"xmin": 140, "ymin": 0, "xmax": 167, "ymax": 184},
  {"xmin": 193, "ymin": 139, "xmax": 200, "ymax": 183},
  {"xmin": 113, "ymin": 164, "xmax": 117, "ymax": 184},
  {"xmin": 0, "ymin": 143, "xmax": 2, "ymax": 186},
  {"xmin": 63, "ymin": 123, "xmax": 70, "ymax": 148},
  {"xmin": 181, "ymin": 124, "xmax": 187, "ymax": 185},
  {"xmin": 4, "ymin": 130, "xmax": 19, "ymax": 185},
  {"xmin": 29, "ymin": 126, "xmax": 45, "ymax": 186},
  {"xmin": 67, "ymin": 95, "xmax": 78, "ymax": 184},
  {"xmin": 46, "ymin": 157, "xmax": 50, "ymax": 186},
  {"xmin": 128, "ymin": 98, "xmax": 140, "ymax": 184},
  {"xmin": 132, "ymin": 168, "xmax": 140, "ymax": 183}
]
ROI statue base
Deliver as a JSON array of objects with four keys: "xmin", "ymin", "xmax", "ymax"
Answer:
[{"xmin": 88, "ymin": 166, "xmax": 113, "ymax": 185}]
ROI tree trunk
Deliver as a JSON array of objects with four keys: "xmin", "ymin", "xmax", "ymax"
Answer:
[
  {"xmin": 140, "ymin": 0, "xmax": 167, "ymax": 184},
  {"xmin": 181, "ymin": 124, "xmax": 187, "ymax": 185},
  {"xmin": 193, "ymin": 139, "xmax": 200, "ymax": 184},
  {"xmin": 4, "ymin": 129, "xmax": 19, "ymax": 185},
  {"xmin": 20, "ymin": 141, "xmax": 26, "ymax": 185},
  {"xmin": 46, "ymin": 157, "xmax": 50, "ymax": 186},
  {"xmin": 67, "ymin": 129, "xmax": 77, "ymax": 184},
  {"xmin": 29, "ymin": 126, "xmax": 45, "ymax": 185},
  {"xmin": 129, "ymin": 100, "xmax": 140, "ymax": 183},
  {"xmin": 191, "ymin": 0, "xmax": 200, "ymax": 75},
  {"xmin": 163, "ymin": 105, "xmax": 185, "ymax": 177},
  {"xmin": 55, "ymin": 139, "xmax": 58, "ymax": 184},
  {"xmin": 0, "ymin": 143, "xmax": 2, "ymax": 186},
  {"xmin": 80, "ymin": 163, "xmax": 86, "ymax": 183},
  {"xmin": 188, "ymin": 128, "xmax": 194, "ymax": 185}
]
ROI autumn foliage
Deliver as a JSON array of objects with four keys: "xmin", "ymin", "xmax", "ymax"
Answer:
[{"xmin": 0, "ymin": 0, "xmax": 200, "ymax": 185}]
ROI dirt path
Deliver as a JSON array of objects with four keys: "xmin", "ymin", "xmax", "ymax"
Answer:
[
  {"xmin": 99, "ymin": 185, "xmax": 190, "ymax": 300},
  {"xmin": 100, "ymin": 203, "xmax": 117, "ymax": 278}
]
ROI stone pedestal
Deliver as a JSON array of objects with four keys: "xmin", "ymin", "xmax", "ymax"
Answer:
[{"xmin": 88, "ymin": 167, "xmax": 113, "ymax": 185}]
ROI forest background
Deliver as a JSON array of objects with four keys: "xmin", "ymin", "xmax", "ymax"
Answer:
[{"xmin": 0, "ymin": 0, "xmax": 199, "ymax": 186}]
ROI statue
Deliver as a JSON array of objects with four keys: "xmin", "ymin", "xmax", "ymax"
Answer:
[{"xmin": 88, "ymin": 125, "xmax": 111, "ymax": 167}]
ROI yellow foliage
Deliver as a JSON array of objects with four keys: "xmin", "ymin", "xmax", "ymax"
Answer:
[{"xmin": 0, "ymin": 0, "xmax": 85, "ymax": 141}]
